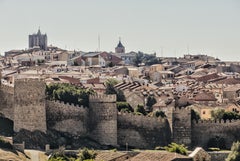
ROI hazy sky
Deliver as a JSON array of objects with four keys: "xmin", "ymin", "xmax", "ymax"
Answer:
[{"xmin": 0, "ymin": 0, "xmax": 240, "ymax": 60}]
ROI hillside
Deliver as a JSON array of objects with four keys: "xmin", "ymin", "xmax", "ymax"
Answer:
[{"xmin": 0, "ymin": 148, "xmax": 29, "ymax": 161}]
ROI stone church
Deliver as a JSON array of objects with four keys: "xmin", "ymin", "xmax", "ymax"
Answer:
[{"xmin": 29, "ymin": 28, "xmax": 48, "ymax": 50}]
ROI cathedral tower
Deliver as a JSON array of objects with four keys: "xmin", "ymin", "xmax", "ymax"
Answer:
[{"xmin": 29, "ymin": 28, "xmax": 48, "ymax": 50}]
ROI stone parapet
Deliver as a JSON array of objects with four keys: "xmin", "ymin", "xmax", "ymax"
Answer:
[{"xmin": 89, "ymin": 94, "xmax": 116, "ymax": 103}]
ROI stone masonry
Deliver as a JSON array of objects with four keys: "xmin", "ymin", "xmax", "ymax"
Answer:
[
  {"xmin": 1, "ymin": 77, "xmax": 240, "ymax": 149},
  {"xmin": 13, "ymin": 78, "xmax": 47, "ymax": 133},
  {"xmin": 89, "ymin": 94, "xmax": 118, "ymax": 146}
]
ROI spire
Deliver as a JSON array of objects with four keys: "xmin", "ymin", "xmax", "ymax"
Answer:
[
  {"xmin": 117, "ymin": 37, "xmax": 124, "ymax": 48},
  {"xmin": 37, "ymin": 26, "xmax": 41, "ymax": 35}
]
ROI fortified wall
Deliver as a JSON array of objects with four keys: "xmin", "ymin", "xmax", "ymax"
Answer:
[
  {"xmin": 0, "ymin": 84, "xmax": 14, "ymax": 120},
  {"xmin": 46, "ymin": 100, "xmax": 88, "ymax": 136},
  {"xmin": 89, "ymin": 94, "xmax": 118, "ymax": 146},
  {"xmin": 117, "ymin": 112, "xmax": 171, "ymax": 149},
  {"xmin": 171, "ymin": 107, "xmax": 240, "ymax": 149},
  {"xmin": 192, "ymin": 119, "xmax": 240, "ymax": 149},
  {"xmin": 14, "ymin": 78, "xmax": 46, "ymax": 133},
  {"xmin": 1, "ymin": 77, "xmax": 240, "ymax": 150},
  {"xmin": 172, "ymin": 108, "xmax": 192, "ymax": 148}
]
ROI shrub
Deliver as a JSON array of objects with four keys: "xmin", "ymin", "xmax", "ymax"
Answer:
[
  {"xmin": 146, "ymin": 96, "xmax": 157, "ymax": 109},
  {"xmin": 77, "ymin": 148, "xmax": 97, "ymax": 161},
  {"xmin": 117, "ymin": 102, "xmax": 133, "ymax": 112},
  {"xmin": 191, "ymin": 109, "xmax": 200, "ymax": 121},
  {"xmin": 135, "ymin": 104, "xmax": 146, "ymax": 115},
  {"xmin": 105, "ymin": 79, "xmax": 126, "ymax": 101},
  {"xmin": 48, "ymin": 146, "xmax": 76, "ymax": 161},
  {"xmin": 164, "ymin": 142, "xmax": 188, "ymax": 155},
  {"xmin": 226, "ymin": 141, "xmax": 240, "ymax": 161},
  {"xmin": 211, "ymin": 109, "xmax": 240, "ymax": 120},
  {"xmin": 46, "ymin": 83, "xmax": 95, "ymax": 107},
  {"xmin": 152, "ymin": 111, "xmax": 166, "ymax": 118}
]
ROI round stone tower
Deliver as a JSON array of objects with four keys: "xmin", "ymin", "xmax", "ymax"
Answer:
[{"xmin": 89, "ymin": 94, "xmax": 117, "ymax": 146}]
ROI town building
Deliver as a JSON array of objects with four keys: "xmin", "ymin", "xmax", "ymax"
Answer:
[{"xmin": 115, "ymin": 40, "xmax": 125, "ymax": 54}]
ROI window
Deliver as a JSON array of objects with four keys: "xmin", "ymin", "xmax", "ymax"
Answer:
[{"xmin": 203, "ymin": 111, "xmax": 206, "ymax": 115}]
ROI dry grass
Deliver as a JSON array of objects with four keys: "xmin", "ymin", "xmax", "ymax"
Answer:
[{"xmin": 0, "ymin": 148, "xmax": 30, "ymax": 161}]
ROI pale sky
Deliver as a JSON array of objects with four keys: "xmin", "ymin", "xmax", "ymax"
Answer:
[{"xmin": 0, "ymin": 0, "xmax": 240, "ymax": 61}]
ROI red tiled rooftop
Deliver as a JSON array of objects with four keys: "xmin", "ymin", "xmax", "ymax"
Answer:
[
  {"xmin": 194, "ymin": 92, "xmax": 217, "ymax": 101},
  {"xmin": 196, "ymin": 73, "xmax": 220, "ymax": 83}
]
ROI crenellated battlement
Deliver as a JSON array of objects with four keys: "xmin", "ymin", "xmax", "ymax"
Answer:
[
  {"xmin": 118, "ymin": 112, "xmax": 166, "ymax": 123},
  {"xmin": 89, "ymin": 94, "xmax": 116, "ymax": 103},
  {"xmin": 193, "ymin": 119, "xmax": 240, "ymax": 124},
  {"xmin": 46, "ymin": 100, "xmax": 88, "ymax": 121},
  {"xmin": 47, "ymin": 100, "xmax": 86, "ymax": 109},
  {"xmin": 118, "ymin": 112, "xmax": 168, "ymax": 129},
  {"xmin": 14, "ymin": 78, "xmax": 44, "ymax": 82},
  {"xmin": 0, "ymin": 84, "xmax": 14, "ymax": 94}
]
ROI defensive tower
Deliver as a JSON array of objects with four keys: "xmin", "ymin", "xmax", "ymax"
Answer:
[{"xmin": 89, "ymin": 94, "xmax": 118, "ymax": 146}]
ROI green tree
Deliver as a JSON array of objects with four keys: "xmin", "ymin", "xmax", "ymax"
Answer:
[
  {"xmin": 105, "ymin": 78, "xmax": 118, "ymax": 94},
  {"xmin": 152, "ymin": 111, "xmax": 166, "ymax": 118},
  {"xmin": 211, "ymin": 109, "xmax": 240, "ymax": 120},
  {"xmin": 222, "ymin": 111, "xmax": 240, "ymax": 120},
  {"xmin": 226, "ymin": 141, "xmax": 240, "ymax": 161},
  {"xmin": 191, "ymin": 109, "xmax": 200, "ymax": 121},
  {"xmin": 164, "ymin": 142, "xmax": 188, "ymax": 155},
  {"xmin": 108, "ymin": 61, "xmax": 114, "ymax": 67},
  {"xmin": 146, "ymin": 96, "xmax": 157, "ymax": 109},
  {"xmin": 211, "ymin": 109, "xmax": 225, "ymax": 120},
  {"xmin": 46, "ymin": 83, "xmax": 95, "ymax": 107},
  {"xmin": 105, "ymin": 79, "xmax": 126, "ymax": 101},
  {"xmin": 133, "ymin": 52, "xmax": 143, "ymax": 67},
  {"xmin": 48, "ymin": 146, "xmax": 75, "ymax": 161},
  {"xmin": 117, "ymin": 102, "xmax": 133, "ymax": 112},
  {"xmin": 135, "ymin": 104, "xmax": 146, "ymax": 115}
]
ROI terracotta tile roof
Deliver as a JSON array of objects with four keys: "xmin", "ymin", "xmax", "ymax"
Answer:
[
  {"xmin": 215, "ymin": 77, "xmax": 240, "ymax": 85},
  {"xmin": 224, "ymin": 84, "xmax": 240, "ymax": 92},
  {"xmin": 100, "ymin": 52, "xmax": 122, "ymax": 64},
  {"xmin": 126, "ymin": 151, "xmax": 191, "ymax": 161},
  {"xmin": 95, "ymin": 151, "xmax": 128, "ymax": 161},
  {"xmin": 178, "ymin": 96, "xmax": 194, "ymax": 107},
  {"xmin": 58, "ymin": 76, "xmax": 80, "ymax": 85},
  {"xmin": 194, "ymin": 92, "xmax": 217, "ymax": 101},
  {"xmin": 196, "ymin": 73, "xmax": 220, "ymax": 83}
]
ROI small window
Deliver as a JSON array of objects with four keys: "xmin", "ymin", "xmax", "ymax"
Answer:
[{"xmin": 203, "ymin": 111, "xmax": 206, "ymax": 114}]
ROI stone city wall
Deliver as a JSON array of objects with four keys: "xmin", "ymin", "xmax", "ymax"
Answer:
[
  {"xmin": 13, "ymin": 78, "xmax": 46, "ymax": 133},
  {"xmin": 46, "ymin": 100, "xmax": 88, "ymax": 136},
  {"xmin": 0, "ymin": 84, "xmax": 14, "ymax": 120},
  {"xmin": 172, "ymin": 108, "xmax": 192, "ymax": 148},
  {"xmin": 192, "ymin": 119, "xmax": 240, "ymax": 149},
  {"xmin": 117, "ymin": 112, "xmax": 171, "ymax": 149},
  {"xmin": 89, "ymin": 94, "xmax": 118, "ymax": 146}
]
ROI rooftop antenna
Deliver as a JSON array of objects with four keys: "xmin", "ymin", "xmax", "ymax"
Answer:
[
  {"xmin": 187, "ymin": 44, "xmax": 190, "ymax": 55},
  {"xmin": 119, "ymin": 37, "xmax": 121, "ymax": 42}
]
